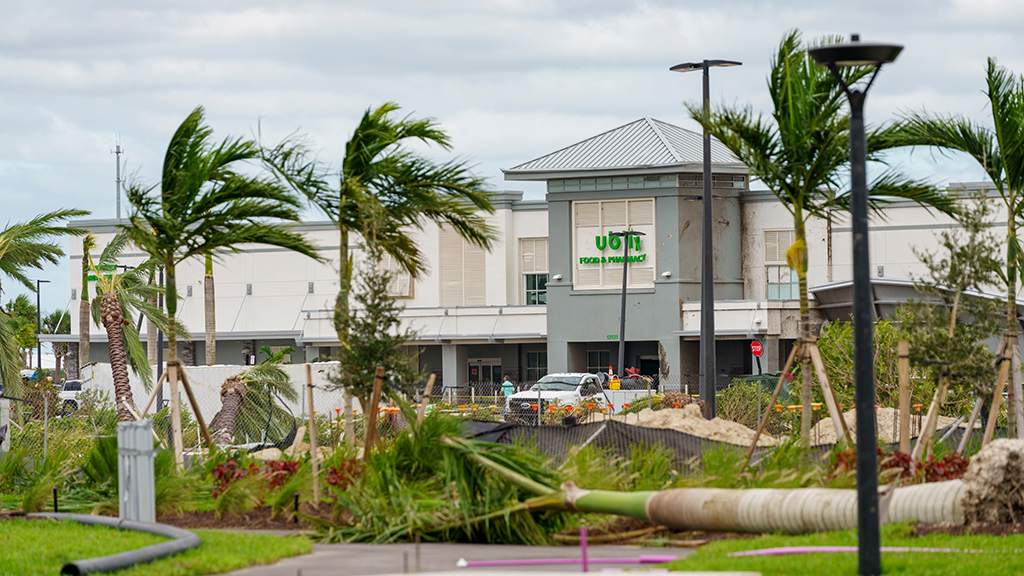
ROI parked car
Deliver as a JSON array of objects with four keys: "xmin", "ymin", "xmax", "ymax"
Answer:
[
  {"xmin": 504, "ymin": 373, "xmax": 608, "ymax": 424},
  {"xmin": 55, "ymin": 379, "xmax": 84, "ymax": 414}
]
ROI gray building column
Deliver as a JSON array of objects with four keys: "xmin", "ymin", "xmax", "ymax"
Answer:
[
  {"xmin": 658, "ymin": 337, "xmax": 682, "ymax": 382},
  {"xmin": 441, "ymin": 344, "xmax": 467, "ymax": 388},
  {"xmin": 762, "ymin": 338, "xmax": 781, "ymax": 373}
]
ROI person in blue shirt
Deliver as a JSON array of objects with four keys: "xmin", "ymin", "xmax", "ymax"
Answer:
[{"xmin": 501, "ymin": 375, "xmax": 515, "ymax": 403}]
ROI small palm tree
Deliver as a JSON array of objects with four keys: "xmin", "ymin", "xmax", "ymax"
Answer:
[
  {"xmin": 88, "ymin": 233, "xmax": 185, "ymax": 422},
  {"xmin": 265, "ymin": 103, "xmax": 497, "ymax": 339},
  {"xmin": 0, "ymin": 209, "xmax": 87, "ymax": 404},
  {"xmin": 121, "ymin": 106, "xmax": 321, "ymax": 459},
  {"xmin": 210, "ymin": 346, "xmax": 298, "ymax": 445},
  {"xmin": 691, "ymin": 31, "xmax": 954, "ymax": 440},
  {"xmin": 880, "ymin": 58, "xmax": 1024, "ymax": 359},
  {"xmin": 40, "ymin": 309, "xmax": 70, "ymax": 381}
]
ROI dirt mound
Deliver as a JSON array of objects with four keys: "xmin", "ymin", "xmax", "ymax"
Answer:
[
  {"xmin": 808, "ymin": 407, "xmax": 967, "ymax": 444},
  {"xmin": 614, "ymin": 404, "xmax": 775, "ymax": 446}
]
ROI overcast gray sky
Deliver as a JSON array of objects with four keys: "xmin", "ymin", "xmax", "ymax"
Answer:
[{"xmin": 3, "ymin": 0, "xmax": 1023, "ymax": 315}]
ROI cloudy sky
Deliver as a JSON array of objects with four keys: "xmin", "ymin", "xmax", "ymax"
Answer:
[{"xmin": 3, "ymin": 0, "xmax": 1023, "ymax": 315}]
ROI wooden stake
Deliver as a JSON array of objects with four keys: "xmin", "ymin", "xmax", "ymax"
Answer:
[
  {"xmin": 122, "ymin": 401, "xmax": 167, "ymax": 449},
  {"xmin": 1012, "ymin": 339, "xmax": 1023, "ymax": 439},
  {"xmin": 808, "ymin": 344, "xmax": 852, "ymax": 445},
  {"xmin": 139, "ymin": 372, "xmax": 169, "ymax": 418},
  {"xmin": 743, "ymin": 342, "xmax": 800, "ymax": 470},
  {"xmin": 343, "ymin": 389, "xmax": 354, "ymax": 448},
  {"xmin": 897, "ymin": 341, "xmax": 910, "ymax": 454},
  {"xmin": 983, "ymin": 348, "xmax": 1012, "ymax": 447},
  {"xmin": 306, "ymin": 364, "xmax": 320, "ymax": 505},
  {"xmin": 177, "ymin": 367, "xmax": 215, "ymax": 451},
  {"xmin": 957, "ymin": 397, "xmax": 984, "ymax": 454},
  {"xmin": 363, "ymin": 366, "xmax": 385, "ymax": 459},
  {"xmin": 911, "ymin": 375, "xmax": 950, "ymax": 465},
  {"xmin": 417, "ymin": 374, "xmax": 437, "ymax": 426},
  {"xmin": 168, "ymin": 362, "xmax": 184, "ymax": 467}
]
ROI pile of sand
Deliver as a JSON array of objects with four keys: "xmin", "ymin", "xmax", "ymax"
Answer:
[
  {"xmin": 808, "ymin": 406, "xmax": 972, "ymax": 445},
  {"xmin": 613, "ymin": 404, "xmax": 776, "ymax": 446}
]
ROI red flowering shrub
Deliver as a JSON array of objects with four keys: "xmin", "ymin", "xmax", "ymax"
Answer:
[
  {"xmin": 324, "ymin": 458, "xmax": 362, "ymax": 493},
  {"xmin": 829, "ymin": 447, "xmax": 969, "ymax": 484},
  {"xmin": 210, "ymin": 458, "xmax": 302, "ymax": 497},
  {"xmin": 211, "ymin": 459, "xmax": 260, "ymax": 497},
  {"xmin": 264, "ymin": 460, "xmax": 301, "ymax": 491}
]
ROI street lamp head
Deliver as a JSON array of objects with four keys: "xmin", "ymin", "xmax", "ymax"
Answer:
[
  {"xmin": 670, "ymin": 60, "xmax": 742, "ymax": 73},
  {"xmin": 608, "ymin": 230, "xmax": 646, "ymax": 237},
  {"xmin": 808, "ymin": 34, "xmax": 902, "ymax": 67}
]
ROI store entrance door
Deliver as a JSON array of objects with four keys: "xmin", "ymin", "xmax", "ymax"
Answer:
[{"xmin": 468, "ymin": 358, "xmax": 502, "ymax": 384}]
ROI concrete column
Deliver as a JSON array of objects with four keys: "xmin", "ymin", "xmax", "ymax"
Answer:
[
  {"xmin": 441, "ymin": 344, "xmax": 468, "ymax": 389},
  {"xmin": 763, "ymin": 337, "xmax": 781, "ymax": 373},
  {"xmin": 658, "ymin": 338, "xmax": 682, "ymax": 382},
  {"xmin": 0, "ymin": 399, "xmax": 9, "ymax": 455}
]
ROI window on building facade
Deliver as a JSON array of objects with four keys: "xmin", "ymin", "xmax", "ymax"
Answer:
[
  {"xmin": 587, "ymin": 350, "xmax": 611, "ymax": 374},
  {"xmin": 526, "ymin": 351, "xmax": 547, "ymax": 382},
  {"xmin": 381, "ymin": 253, "xmax": 414, "ymax": 298},
  {"xmin": 521, "ymin": 238, "xmax": 548, "ymax": 305},
  {"xmin": 764, "ymin": 229, "xmax": 799, "ymax": 300},
  {"xmin": 439, "ymin": 225, "xmax": 486, "ymax": 307},
  {"xmin": 573, "ymin": 198, "xmax": 656, "ymax": 290}
]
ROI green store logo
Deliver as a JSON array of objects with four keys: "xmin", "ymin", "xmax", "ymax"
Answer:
[{"xmin": 580, "ymin": 231, "xmax": 647, "ymax": 265}]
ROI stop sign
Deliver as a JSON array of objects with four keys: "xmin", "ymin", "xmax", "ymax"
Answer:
[{"xmin": 751, "ymin": 340, "xmax": 763, "ymax": 357}]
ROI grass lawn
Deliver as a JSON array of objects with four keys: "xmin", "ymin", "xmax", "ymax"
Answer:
[
  {"xmin": 0, "ymin": 518, "xmax": 312, "ymax": 576},
  {"xmin": 668, "ymin": 523, "xmax": 1024, "ymax": 575}
]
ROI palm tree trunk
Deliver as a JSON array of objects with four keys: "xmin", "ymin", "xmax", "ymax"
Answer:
[
  {"xmin": 334, "ymin": 228, "xmax": 350, "ymax": 338},
  {"xmin": 101, "ymin": 291, "xmax": 137, "ymax": 422},
  {"xmin": 79, "ymin": 241, "xmax": 90, "ymax": 371},
  {"xmin": 147, "ymin": 293, "xmax": 158, "ymax": 366},
  {"xmin": 794, "ymin": 217, "xmax": 813, "ymax": 444},
  {"xmin": 210, "ymin": 375, "xmax": 247, "ymax": 444},
  {"xmin": 54, "ymin": 345, "xmax": 62, "ymax": 382},
  {"xmin": 205, "ymin": 253, "xmax": 216, "ymax": 365},
  {"xmin": 165, "ymin": 263, "xmax": 184, "ymax": 464}
]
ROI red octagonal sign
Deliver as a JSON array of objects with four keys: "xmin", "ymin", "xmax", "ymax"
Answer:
[{"xmin": 751, "ymin": 340, "xmax": 763, "ymax": 357}]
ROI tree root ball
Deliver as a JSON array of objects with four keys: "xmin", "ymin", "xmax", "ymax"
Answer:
[{"xmin": 963, "ymin": 439, "xmax": 1024, "ymax": 524}]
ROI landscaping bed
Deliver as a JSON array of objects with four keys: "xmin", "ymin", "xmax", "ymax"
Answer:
[{"xmin": 161, "ymin": 501, "xmax": 337, "ymax": 531}]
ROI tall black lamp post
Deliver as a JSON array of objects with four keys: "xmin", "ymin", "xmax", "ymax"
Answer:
[
  {"xmin": 36, "ymin": 279, "xmax": 50, "ymax": 371},
  {"xmin": 670, "ymin": 59, "xmax": 741, "ymax": 419},
  {"xmin": 809, "ymin": 34, "xmax": 902, "ymax": 576},
  {"xmin": 609, "ymin": 230, "xmax": 645, "ymax": 378}
]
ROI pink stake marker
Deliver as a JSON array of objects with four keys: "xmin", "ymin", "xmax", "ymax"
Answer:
[{"xmin": 581, "ymin": 527, "xmax": 588, "ymax": 573}]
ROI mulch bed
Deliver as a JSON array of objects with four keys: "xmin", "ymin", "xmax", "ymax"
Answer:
[
  {"xmin": 159, "ymin": 501, "xmax": 340, "ymax": 531},
  {"xmin": 912, "ymin": 521, "xmax": 1024, "ymax": 537},
  {"xmin": 555, "ymin": 516, "xmax": 756, "ymax": 548}
]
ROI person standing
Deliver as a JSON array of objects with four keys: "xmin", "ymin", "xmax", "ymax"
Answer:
[{"xmin": 501, "ymin": 375, "xmax": 515, "ymax": 407}]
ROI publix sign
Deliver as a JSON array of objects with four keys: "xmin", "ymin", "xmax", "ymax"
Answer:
[{"xmin": 578, "ymin": 231, "xmax": 648, "ymax": 265}]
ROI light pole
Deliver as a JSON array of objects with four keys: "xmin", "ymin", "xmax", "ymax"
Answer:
[
  {"xmin": 670, "ymin": 59, "xmax": 741, "ymax": 419},
  {"xmin": 809, "ymin": 34, "xmax": 902, "ymax": 576},
  {"xmin": 609, "ymin": 229, "xmax": 645, "ymax": 378},
  {"xmin": 36, "ymin": 279, "xmax": 50, "ymax": 371}
]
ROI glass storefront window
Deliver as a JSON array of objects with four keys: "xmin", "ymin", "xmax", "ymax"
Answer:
[{"xmin": 526, "ymin": 351, "xmax": 547, "ymax": 382}]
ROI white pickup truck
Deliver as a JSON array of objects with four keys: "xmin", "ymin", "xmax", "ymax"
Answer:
[{"xmin": 504, "ymin": 373, "xmax": 609, "ymax": 424}]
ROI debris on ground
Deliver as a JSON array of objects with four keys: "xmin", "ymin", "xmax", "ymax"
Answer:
[
  {"xmin": 808, "ymin": 407, "xmax": 969, "ymax": 444},
  {"xmin": 614, "ymin": 405, "xmax": 776, "ymax": 446}
]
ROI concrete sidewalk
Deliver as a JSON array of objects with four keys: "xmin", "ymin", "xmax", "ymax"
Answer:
[{"xmin": 216, "ymin": 542, "xmax": 697, "ymax": 576}]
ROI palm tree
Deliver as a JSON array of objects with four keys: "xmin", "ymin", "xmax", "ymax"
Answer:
[
  {"xmin": 79, "ymin": 234, "xmax": 96, "ymax": 374},
  {"xmin": 210, "ymin": 346, "xmax": 298, "ymax": 445},
  {"xmin": 880, "ymin": 58, "xmax": 1024, "ymax": 379},
  {"xmin": 121, "ymin": 106, "xmax": 321, "ymax": 460},
  {"xmin": 204, "ymin": 253, "xmax": 216, "ymax": 365},
  {"xmin": 0, "ymin": 209, "xmax": 88, "ymax": 410},
  {"xmin": 40, "ymin": 309, "xmax": 71, "ymax": 381},
  {"xmin": 265, "ymin": 103, "xmax": 497, "ymax": 341},
  {"xmin": 690, "ymin": 31, "xmax": 955, "ymax": 441},
  {"xmin": 88, "ymin": 233, "xmax": 184, "ymax": 422}
]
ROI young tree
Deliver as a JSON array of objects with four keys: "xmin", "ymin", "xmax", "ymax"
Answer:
[
  {"xmin": 690, "ymin": 30, "xmax": 954, "ymax": 441},
  {"xmin": 121, "ymin": 106, "xmax": 321, "ymax": 462},
  {"xmin": 332, "ymin": 248, "xmax": 421, "ymax": 413}
]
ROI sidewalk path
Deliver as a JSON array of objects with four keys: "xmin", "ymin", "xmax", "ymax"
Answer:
[{"xmin": 215, "ymin": 542, "xmax": 695, "ymax": 576}]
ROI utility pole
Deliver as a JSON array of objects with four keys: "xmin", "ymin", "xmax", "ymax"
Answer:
[{"xmin": 112, "ymin": 140, "xmax": 123, "ymax": 220}]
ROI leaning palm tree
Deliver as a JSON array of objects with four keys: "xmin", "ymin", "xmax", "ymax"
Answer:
[
  {"xmin": 880, "ymin": 58, "xmax": 1024, "ymax": 392},
  {"xmin": 210, "ymin": 346, "xmax": 298, "ymax": 445},
  {"xmin": 690, "ymin": 30, "xmax": 955, "ymax": 441},
  {"xmin": 0, "ymin": 209, "xmax": 87, "ymax": 414},
  {"xmin": 121, "ymin": 106, "xmax": 321, "ymax": 461},
  {"xmin": 88, "ymin": 233, "xmax": 185, "ymax": 422},
  {"xmin": 265, "ymin": 103, "xmax": 497, "ymax": 340},
  {"xmin": 78, "ymin": 234, "xmax": 96, "ymax": 375}
]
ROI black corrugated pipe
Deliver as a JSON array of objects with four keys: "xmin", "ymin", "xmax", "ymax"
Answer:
[{"xmin": 28, "ymin": 513, "xmax": 200, "ymax": 575}]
